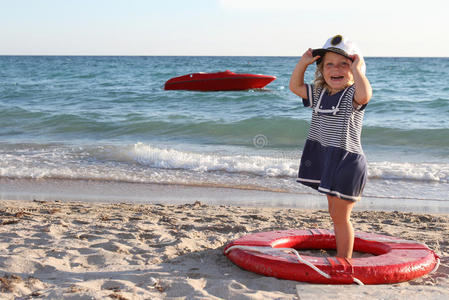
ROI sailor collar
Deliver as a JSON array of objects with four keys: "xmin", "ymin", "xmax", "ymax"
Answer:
[{"xmin": 314, "ymin": 86, "xmax": 350, "ymax": 115}]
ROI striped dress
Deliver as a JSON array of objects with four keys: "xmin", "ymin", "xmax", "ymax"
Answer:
[{"xmin": 297, "ymin": 84, "xmax": 367, "ymax": 202}]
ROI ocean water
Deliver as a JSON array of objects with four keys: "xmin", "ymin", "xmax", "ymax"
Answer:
[{"xmin": 0, "ymin": 56, "xmax": 448, "ymax": 210}]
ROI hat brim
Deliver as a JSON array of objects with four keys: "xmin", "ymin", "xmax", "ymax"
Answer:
[{"xmin": 312, "ymin": 48, "xmax": 353, "ymax": 64}]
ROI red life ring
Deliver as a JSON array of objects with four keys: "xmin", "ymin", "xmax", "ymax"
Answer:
[{"xmin": 224, "ymin": 229, "xmax": 439, "ymax": 285}]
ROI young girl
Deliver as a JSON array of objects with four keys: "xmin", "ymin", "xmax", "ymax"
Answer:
[{"xmin": 289, "ymin": 35, "xmax": 372, "ymax": 258}]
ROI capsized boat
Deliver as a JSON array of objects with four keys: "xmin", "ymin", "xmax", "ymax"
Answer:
[{"xmin": 164, "ymin": 70, "xmax": 276, "ymax": 91}]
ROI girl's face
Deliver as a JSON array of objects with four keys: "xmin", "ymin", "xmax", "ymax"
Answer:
[{"xmin": 322, "ymin": 52, "xmax": 353, "ymax": 93}]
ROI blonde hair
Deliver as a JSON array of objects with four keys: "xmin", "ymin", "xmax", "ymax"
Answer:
[{"xmin": 313, "ymin": 62, "xmax": 328, "ymax": 91}]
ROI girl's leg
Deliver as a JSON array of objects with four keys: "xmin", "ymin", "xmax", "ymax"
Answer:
[{"xmin": 327, "ymin": 195, "xmax": 355, "ymax": 258}]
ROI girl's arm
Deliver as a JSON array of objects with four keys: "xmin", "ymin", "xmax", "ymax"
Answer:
[
  {"xmin": 289, "ymin": 49, "xmax": 320, "ymax": 99},
  {"xmin": 351, "ymin": 54, "xmax": 372, "ymax": 105}
]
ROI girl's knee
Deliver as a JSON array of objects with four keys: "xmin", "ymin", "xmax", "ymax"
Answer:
[{"xmin": 327, "ymin": 195, "xmax": 354, "ymax": 224}]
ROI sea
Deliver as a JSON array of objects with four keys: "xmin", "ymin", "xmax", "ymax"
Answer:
[{"xmin": 1, "ymin": 56, "xmax": 448, "ymax": 212}]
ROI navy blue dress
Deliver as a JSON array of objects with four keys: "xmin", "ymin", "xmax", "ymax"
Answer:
[{"xmin": 297, "ymin": 84, "xmax": 367, "ymax": 202}]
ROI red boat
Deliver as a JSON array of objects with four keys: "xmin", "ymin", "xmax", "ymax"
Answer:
[{"xmin": 164, "ymin": 70, "xmax": 276, "ymax": 91}]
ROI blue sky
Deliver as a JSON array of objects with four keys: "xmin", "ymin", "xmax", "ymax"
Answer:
[{"xmin": 1, "ymin": 0, "xmax": 447, "ymax": 56}]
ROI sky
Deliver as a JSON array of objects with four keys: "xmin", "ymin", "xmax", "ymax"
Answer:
[{"xmin": 1, "ymin": 0, "xmax": 448, "ymax": 57}]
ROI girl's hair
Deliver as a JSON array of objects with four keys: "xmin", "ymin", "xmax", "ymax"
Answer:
[{"xmin": 313, "ymin": 61, "xmax": 328, "ymax": 90}]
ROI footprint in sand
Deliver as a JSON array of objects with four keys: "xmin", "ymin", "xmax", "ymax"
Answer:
[
  {"xmin": 87, "ymin": 254, "xmax": 106, "ymax": 266},
  {"xmin": 45, "ymin": 250, "xmax": 67, "ymax": 259},
  {"xmin": 90, "ymin": 241, "xmax": 130, "ymax": 254},
  {"xmin": 101, "ymin": 280, "xmax": 126, "ymax": 291}
]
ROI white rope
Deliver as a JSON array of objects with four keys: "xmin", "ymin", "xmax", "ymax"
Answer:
[
  {"xmin": 225, "ymin": 245, "xmax": 364, "ymax": 285},
  {"xmin": 225, "ymin": 245, "xmax": 330, "ymax": 279}
]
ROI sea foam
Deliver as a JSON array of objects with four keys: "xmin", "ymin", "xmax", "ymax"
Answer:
[{"xmin": 0, "ymin": 143, "xmax": 448, "ymax": 185}]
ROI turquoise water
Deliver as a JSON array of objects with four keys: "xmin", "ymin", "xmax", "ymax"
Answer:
[{"xmin": 0, "ymin": 56, "xmax": 448, "ymax": 207}]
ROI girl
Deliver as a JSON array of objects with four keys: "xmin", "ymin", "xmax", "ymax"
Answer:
[{"xmin": 289, "ymin": 35, "xmax": 372, "ymax": 258}]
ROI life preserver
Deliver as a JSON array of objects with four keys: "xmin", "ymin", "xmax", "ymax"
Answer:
[{"xmin": 224, "ymin": 229, "xmax": 439, "ymax": 285}]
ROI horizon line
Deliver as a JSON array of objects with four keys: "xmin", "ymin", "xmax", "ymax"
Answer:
[{"xmin": 1, "ymin": 54, "xmax": 448, "ymax": 58}]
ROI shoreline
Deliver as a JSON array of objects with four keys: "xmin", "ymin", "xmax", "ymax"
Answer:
[
  {"xmin": 1, "ymin": 177, "xmax": 449, "ymax": 213},
  {"xmin": 0, "ymin": 199, "xmax": 448, "ymax": 299}
]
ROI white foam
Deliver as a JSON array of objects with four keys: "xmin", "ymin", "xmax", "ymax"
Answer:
[
  {"xmin": 131, "ymin": 143, "xmax": 449, "ymax": 183},
  {"xmin": 0, "ymin": 143, "xmax": 448, "ymax": 185},
  {"xmin": 131, "ymin": 143, "xmax": 297, "ymax": 177},
  {"xmin": 368, "ymin": 161, "xmax": 449, "ymax": 183}
]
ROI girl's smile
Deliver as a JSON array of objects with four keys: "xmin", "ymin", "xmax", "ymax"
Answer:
[{"xmin": 322, "ymin": 52, "xmax": 353, "ymax": 94}]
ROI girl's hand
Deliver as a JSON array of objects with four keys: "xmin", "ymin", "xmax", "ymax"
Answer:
[
  {"xmin": 290, "ymin": 48, "xmax": 318, "ymax": 98},
  {"xmin": 350, "ymin": 54, "xmax": 364, "ymax": 73},
  {"xmin": 350, "ymin": 53, "xmax": 372, "ymax": 105},
  {"xmin": 300, "ymin": 48, "xmax": 320, "ymax": 66}
]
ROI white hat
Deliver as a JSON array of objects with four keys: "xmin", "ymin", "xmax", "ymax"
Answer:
[{"xmin": 312, "ymin": 35, "xmax": 366, "ymax": 73}]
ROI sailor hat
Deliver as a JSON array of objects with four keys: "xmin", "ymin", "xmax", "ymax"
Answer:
[{"xmin": 312, "ymin": 35, "xmax": 366, "ymax": 73}]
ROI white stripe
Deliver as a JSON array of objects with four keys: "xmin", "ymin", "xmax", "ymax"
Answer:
[
  {"xmin": 318, "ymin": 187, "xmax": 361, "ymax": 201},
  {"xmin": 307, "ymin": 84, "xmax": 365, "ymax": 155},
  {"xmin": 297, "ymin": 178, "xmax": 321, "ymax": 183}
]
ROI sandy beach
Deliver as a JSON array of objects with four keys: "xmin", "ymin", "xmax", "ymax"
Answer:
[{"xmin": 0, "ymin": 195, "xmax": 448, "ymax": 300}]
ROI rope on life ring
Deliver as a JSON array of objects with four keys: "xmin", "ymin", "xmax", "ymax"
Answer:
[{"xmin": 225, "ymin": 245, "xmax": 364, "ymax": 285}]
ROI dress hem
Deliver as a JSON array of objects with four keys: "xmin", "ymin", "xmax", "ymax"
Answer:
[{"xmin": 296, "ymin": 179, "xmax": 361, "ymax": 202}]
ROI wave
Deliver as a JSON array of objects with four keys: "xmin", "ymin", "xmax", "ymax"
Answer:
[
  {"xmin": 2, "ymin": 107, "xmax": 449, "ymax": 149},
  {"xmin": 368, "ymin": 161, "xmax": 449, "ymax": 183},
  {"xmin": 362, "ymin": 126, "xmax": 449, "ymax": 148},
  {"xmin": 132, "ymin": 143, "xmax": 449, "ymax": 183},
  {"xmin": 132, "ymin": 143, "xmax": 296, "ymax": 177},
  {"xmin": 0, "ymin": 143, "xmax": 448, "ymax": 185}
]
